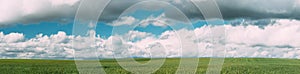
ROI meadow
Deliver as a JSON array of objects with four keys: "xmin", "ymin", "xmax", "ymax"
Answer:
[{"xmin": 0, "ymin": 58, "xmax": 300, "ymax": 74}]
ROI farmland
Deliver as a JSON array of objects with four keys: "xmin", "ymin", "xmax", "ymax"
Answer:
[{"xmin": 0, "ymin": 58, "xmax": 300, "ymax": 74}]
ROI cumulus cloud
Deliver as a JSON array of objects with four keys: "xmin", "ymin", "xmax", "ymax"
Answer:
[
  {"xmin": 0, "ymin": 19, "xmax": 300, "ymax": 59},
  {"xmin": 122, "ymin": 31, "xmax": 154, "ymax": 41},
  {"xmin": 225, "ymin": 19, "xmax": 300, "ymax": 47},
  {"xmin": 109, "ymin": 13, "xmax": 172, "ymax": 27},
  {"xmin": 0, "ymin": 31, "xmax": 74, "ymax": 59},
  {"xmin": 0, "ymin": 32, "xmax": 24, "ymax": 43},
  {"xmin": 110, "ymin": 16, "xmax": 138, "ymax": 26}
]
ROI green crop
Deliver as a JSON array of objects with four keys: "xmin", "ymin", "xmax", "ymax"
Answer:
[{"xmin": 0, "ymin": 58, "xmax": 299, "ymax": 74}]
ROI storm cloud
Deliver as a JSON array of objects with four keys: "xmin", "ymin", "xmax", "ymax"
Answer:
[
  {"xmin": 0, "ymin": 0, "xmax": 300, "ymax": 26},
  {"xmin": 99, "ymin": 0, "xmax": 300, "ymax": 22}
]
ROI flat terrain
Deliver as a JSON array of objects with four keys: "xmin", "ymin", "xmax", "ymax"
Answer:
[{"xmin": 0, "ymin": 58, "xmax": 300, "ymax": 74}]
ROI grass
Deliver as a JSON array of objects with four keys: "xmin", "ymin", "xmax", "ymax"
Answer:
[{"xmin": 0, "ymin": 58, "xmax": 300, "ymax": 74}]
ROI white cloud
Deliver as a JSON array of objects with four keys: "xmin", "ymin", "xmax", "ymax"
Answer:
[
  {"xmin": 50, "ymin": 0, "xmax": 79, "ymax": 6},
  {"xmin": 1, "ymin": 19, "xmax": 300, "ymax": 59},
  {"xmin": 109, "ymin": 13, "xmax": 171, "ymax": 27},
  {"xmin": 0, "ymin": 32, "xmax": 24, "ymax": 43},
  {"xmin": 110, "ymin": 16, "xmax": 138, "ymax": 26},
  {"xmin": 139, "ymin": 13, "xmax": 170, "ymax": 27},
  {"xmin": 123, "ymin": 31, "xmax": 154, "ymax": 41},
  {"xmin": 0, "ymin": 0, "xmax": 80, "ymax": 26},
  {"xmin": 225, "ymin": 19, "xmax": 300, "ymax": 47}
]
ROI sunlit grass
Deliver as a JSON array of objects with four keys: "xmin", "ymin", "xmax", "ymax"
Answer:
[{"xmin": 0, "ymin": 58, "xmax": 299, "ymax": 74}]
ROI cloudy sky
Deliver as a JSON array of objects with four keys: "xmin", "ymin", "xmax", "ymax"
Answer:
[{"xmin": 0, "ymin": 0, "xmax": 300, "ymax": 59}]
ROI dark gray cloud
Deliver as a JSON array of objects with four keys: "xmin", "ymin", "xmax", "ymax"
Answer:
[
  {"xmin": 98, "ymin": 0, "xmax": 300, "ymax": 22},
  {"xmin": 1, "ymin": 0, "xmax": 300, "ymax": 26},
  {"xmin": 217, "ymin": 0, "xmax": 300, "ymax": 20}
]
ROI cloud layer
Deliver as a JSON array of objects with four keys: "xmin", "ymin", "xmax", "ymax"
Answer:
[
  {"xmin": 0, "ymin": 19, "xmax": 299, "ymax": 59},
  {"xmin": 1, "ymin": 0, "xmax": 300, "ymax": 26}
]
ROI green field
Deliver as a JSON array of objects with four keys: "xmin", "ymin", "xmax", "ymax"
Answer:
[{"xmin": 0, "ymin": 58, "xmax": 300, "ymax": 74}]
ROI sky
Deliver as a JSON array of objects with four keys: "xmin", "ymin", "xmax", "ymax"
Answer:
[{"xmin": 0, "ymin": 0, "xmax": 300, "ymax": 59}]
